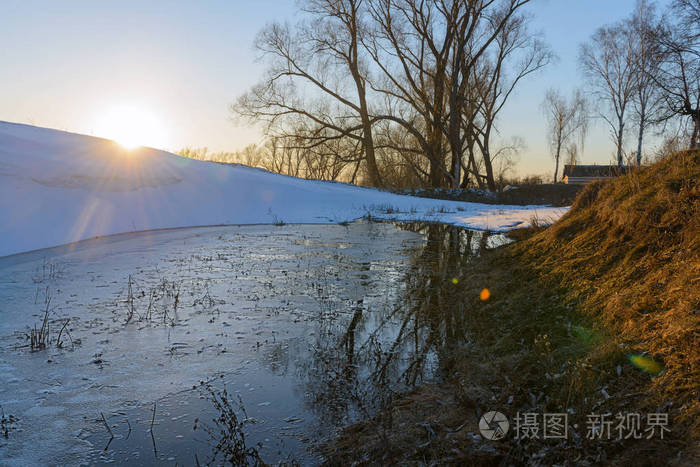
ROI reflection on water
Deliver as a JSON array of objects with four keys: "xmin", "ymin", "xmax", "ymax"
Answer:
[
  {"xmin": 298, "ymin": 224, "xmax": 511, "ymax": 434},
  {"xmin": 246, "ymin": 223, "xmax": 509, "ymax": 464},
  {"xmin": 0, "ymin": 222, "xmax": 509, "ymax": 466}
]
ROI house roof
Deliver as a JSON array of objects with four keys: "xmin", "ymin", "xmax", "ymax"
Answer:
[{"xmin": 562, "ymin": 165, "xmax": 630, "ymax": 177}]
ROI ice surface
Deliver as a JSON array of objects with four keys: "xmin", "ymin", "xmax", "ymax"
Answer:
[
  {"xmin": 0, "ymin": 223, "xmax": 499, "ymax": 465},
  {"xmin": 0, "ymin": 121, "xmax": 566, "ymax": 257}
]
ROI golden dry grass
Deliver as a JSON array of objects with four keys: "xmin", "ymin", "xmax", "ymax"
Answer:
[{"xmin": 519, "ymin": 150, "xmax": 700, "ymax": 438}]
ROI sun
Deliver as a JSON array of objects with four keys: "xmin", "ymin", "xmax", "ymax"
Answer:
[{"xmin": 94, "ymin": 105, "xmax": 168, "ymax": 150}]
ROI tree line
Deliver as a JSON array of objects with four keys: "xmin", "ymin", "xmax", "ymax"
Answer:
[
  {"xmin": 181, "ymin": 0, "xmax": 698, "ymax": 189},
  {"xmin": 233, "ymin": 0, "xmax": 552, "ymax": 190},
  {"xmin": 545, "ymin": 0, "xmax": 699, "ymax": 181}
]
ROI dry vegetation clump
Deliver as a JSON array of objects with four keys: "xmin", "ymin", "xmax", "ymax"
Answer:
[
  {"xmin": 194, "ymin": 383, "xmax": 264, "ymax": 466},
  {"xmin": 194, "ymin": 382, "xmax": 302, "ymax": 466},
  {"xmin": 29, "ymin": 288, "xmax": 53, "ymax": 350},
  {"xmin": 1, "ymin": 406, "xmax": 18, "ymax": 439}
]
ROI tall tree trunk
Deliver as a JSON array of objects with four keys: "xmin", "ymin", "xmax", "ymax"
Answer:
[
  {"xmin": 451, "ymin": 152, "xmax": 461, "ymax": 189},
  {"xmin": 617, "ymin": 118, "xmax": 625, "ymax": 167},
  {"xmin": 359, "ymin": 110, "xmax": 381, "ymax": 186},
  {"xmin": 430, "ymin": 125, "xmax": 446, "ymax": 190},
  {"xmin": 449, "ymin": 102, "xmax": 461, "ymax": 189},
  {"xmin": 428, "ymin": 114, "xmax": 445, "ymax": 188},
  {"xmin": 636, "ymin": 119, "xmax": 645, "ymax": 166},
  {"xmin": 482, "ymin": 147, "xmax": 496, "ymax": 191},
  {"xmin": 448, "ymin": 31, "xmax": 466, "ymax": 190},
  {"xmin": 346, "ymin": 5, "xmax": 380, "ymax": 187},
  {"xmin": 429, "ymin": 157, "xmax": 444, "ymax": 188},
  {"xmin": 349, "ymin": 19, "xmax": 381, "ymax": 188},
  {"xmin": 480, "ymin": 123, "xmax": 497, "ymax": 191},
  {"xmin": 350, "ymin": 157, "xmax": 362, "ymax": 184},
  {"xmin": 461, "ymin": 136, "xmax": 478, "ymax": 189},
  {"xmin": 553, "ymin": 141, "xmax": 561, "ymax": 183},
  {"xmin": 691, "ymin": 115, "xmax": 699, "ymax": 150},
  {"xmin": 478, "ymin": 125, "xmax": 497, "ymax": 191},
  {"xmin": 461, "ymin": 146, "xmax": 479, "ymax": 189}
]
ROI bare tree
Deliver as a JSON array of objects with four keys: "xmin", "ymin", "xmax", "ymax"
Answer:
[
  {"xmin": 492, "ymin": 136, "xmax": 525, "ymax": 189},
  {"xmin": 365, "ymin": 0, "xmax": 537, "ymax": 189},
  {"xmin": 565, "ymin": 143, "xmax": 579, "ymax": 166},
  {"xmin": 237, "ymin": 0, "xmax": 547, "ymax": 189},
  {"xmin": 234, "ymin": 0, "xmax": 383, "ymax": 186},
  {"xmin": 580, "ymin": 22, "xmax": 638, "ymax": 167},
  {"xmin": 628, "ymin": 0, "xmax": 663, "ymax": 165},
  {"xmin": 364, "ymin": 0, "xmax": 462, "ymax": 188},
  {"xmin": 467, "ymin": 7, "xmax": 552, "ymax": 189},
  {"xmin": 650, "ymin": 0, "xmax": 700, "ymax": 148},
  {"xmin": 541, "ymin": 88, "xmax": 588, "ymax": 182},
  {"xmin": 674, "ymin": 0, "xmax": 700, "ymax": 41}
]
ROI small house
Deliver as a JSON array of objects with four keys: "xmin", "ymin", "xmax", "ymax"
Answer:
[{"xmin": 562, "ymin": 165, "xmax": 629, "ymax": 185}]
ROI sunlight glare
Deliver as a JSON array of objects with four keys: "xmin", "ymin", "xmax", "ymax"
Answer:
[{"xmin": 94, "ymin": 105, "xmax": 168, "ymax": 150}]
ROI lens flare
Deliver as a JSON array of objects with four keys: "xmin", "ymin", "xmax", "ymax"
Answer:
[
  {"xmin": 628, "ymin": 354, "xmax": 663, "ymax": 375},
  {"xmin": 480, "ymin": 288, "xmax": 491, "ymax": 300}
]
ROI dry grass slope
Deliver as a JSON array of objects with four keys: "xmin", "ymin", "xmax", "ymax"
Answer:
[{"xmin": 520, "ymin": 150, "xmax": 699, "ymax": 438}]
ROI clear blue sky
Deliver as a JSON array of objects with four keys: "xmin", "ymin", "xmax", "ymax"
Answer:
[{"xmin": 0, "ymin": 0, "xmax": 671, "ymax": 177}]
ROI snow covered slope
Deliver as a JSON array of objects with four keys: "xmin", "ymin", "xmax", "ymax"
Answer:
[{"xmin": 0, "ymin": 121, "xmax": 566, "ymax": 257}]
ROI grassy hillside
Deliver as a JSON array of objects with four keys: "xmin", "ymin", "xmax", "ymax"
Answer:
[
  {"xmin": 325, "ymin": 150, "xmax": 699, "ymax": 465},
  {"xmin": 521, "ymin": 150, "xmax": 699, "ymax": 437}
]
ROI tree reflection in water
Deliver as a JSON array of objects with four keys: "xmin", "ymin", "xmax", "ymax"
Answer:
[{"xmin": 296, "ymin": 223, "xmax": 511, "ymax": 432}]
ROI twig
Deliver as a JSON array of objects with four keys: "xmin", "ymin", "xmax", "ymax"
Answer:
[
  {"xmin": 56, "ymin": 319, "xmax": 70, "ymax": 348},
  {"xmin": 150, "ymin": 429, "xmax": 158, "ymax": 458},
  {"xmin": 103, "ymin": 436, "xmax": 114, "ymax": 452},
  {"xmin": 150, "ymin": 401, "xmax": 156, "ymax": 432},
  {"xmin": 126, "ymin": 275, "xmax": 135, "ymax": 324},
  {"xmin": 100, "ymin": 412, "xmax": 114, "ymax": 439}
]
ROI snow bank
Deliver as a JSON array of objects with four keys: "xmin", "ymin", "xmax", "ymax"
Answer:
[{"xmin": 0, "ymin": 121, "xmax": 566, "ymax": 257}]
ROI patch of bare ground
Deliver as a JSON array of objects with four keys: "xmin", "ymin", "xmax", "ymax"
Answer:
[{"xmin": 323, "ymin": 151, "xmax": 699, "ymax": 466}]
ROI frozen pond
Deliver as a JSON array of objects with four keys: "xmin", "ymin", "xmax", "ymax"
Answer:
[{"xmin": 0, "ymin": 222, "xmax": 507, "ymax": 465}]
